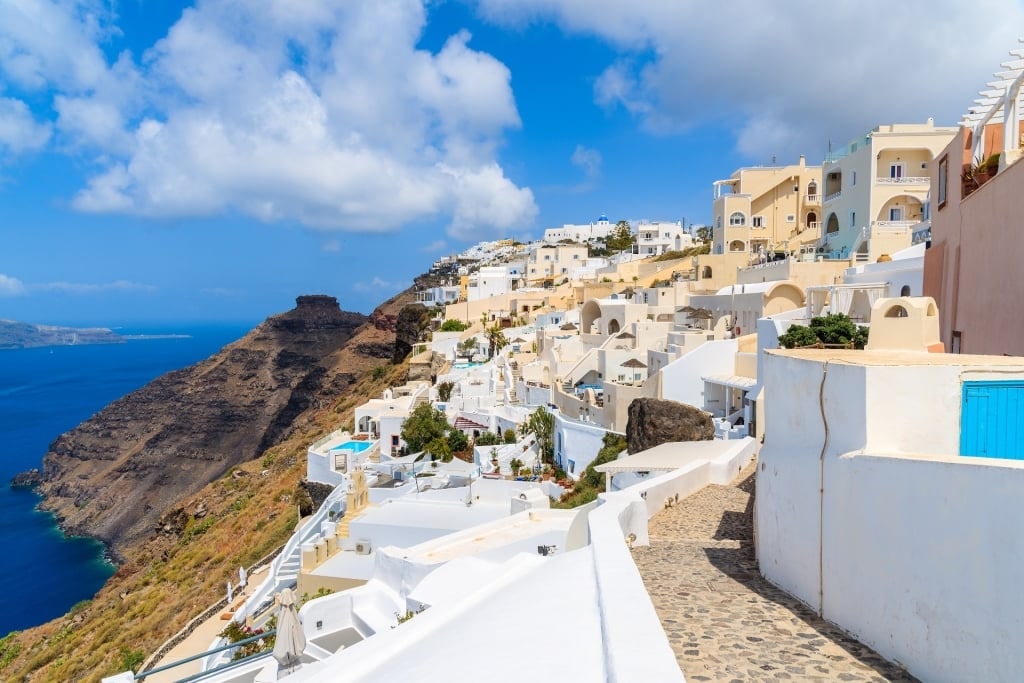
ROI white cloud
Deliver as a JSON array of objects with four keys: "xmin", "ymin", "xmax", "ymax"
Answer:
[
  {"xmin": 420, "ymin": 239, "xmax": 448, "ymax": 252},
  {"xmin": 0, "ymin": 0, "xmax": 538, "ymax": 238},
  {"xmin": 0, "ymin": 98, "xmax": 51, "ymax": 155},
  {"xmin": 352, "ymin": 276, "xmax": 407, "ymax": 294},
  {"xmin": 475, "ymin": 0, "xmax": 1024, "ymax": 160},
  {"xmin": 570, "ymin": 144, "xmax": 601, "ymax": 179},
  {"xmin": 0, "ymin": 273, "xmax": 25, "ymax": 296},
  {"xmin": 33, "ymin": 279, "xmax": 156, "ymax": 294}
]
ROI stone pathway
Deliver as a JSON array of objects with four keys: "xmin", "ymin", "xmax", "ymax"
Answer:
[{"xmin": 632, "ymin": 463, "xmax": 917, "ymax": 683}]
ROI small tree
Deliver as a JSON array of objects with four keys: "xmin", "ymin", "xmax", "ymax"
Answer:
[
  {"xmin": 522, "ymin": 406, "xmax": 555, "ymax": 464},
  {"xmin": 447, "ymin": 429, "xmax": 468, "ymax": 453},
  {"xmin": 424, "ymin": 436, "xmax": 451, "ymax": 462},
  {"xmin": 437, "ymin": 381, "xmax": 455, "ymax": 402},
  {"xmin": 694, "ymin": 225, "xmax": 712, "ymax": 244},
  {"xmin": 778, "ymin": 313, "xmax": 869, "ymax": 349},
  {"xmin": 475, "ymin": 431, "xmax": 500, "ymax": 446},
  {"xmin": 458, "ymin": 337, "xmax": 477, "ymax": 357},
  {"xmin": 606, "ymin": 220, "xmax": 635, "ymax": 252},
  {"xmin": 510, "ymin": 458, "xmax": 524, "ymax": 475},
  {"xmin": 485, "ymin": 323, "xmax": 507, "ymax": 359},
  {"xmin": 503, "ymin": 428, "xmax": 517, "ymax": 444},
  {"xmin": 440, "ymin": 319, "xmax": 469, "ymax": 332},
  {"xmin": 401, "ymin": 403, "xmax": 450, "ymax": 453}
]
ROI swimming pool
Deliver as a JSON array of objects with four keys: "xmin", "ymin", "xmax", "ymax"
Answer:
[
  {"xmin": 330, "ymin": 440, "xmax": 372, "ymax": 453},
  {"xmin": 453, "ymin": 362, "xmax": 484, "ymax": 369}
]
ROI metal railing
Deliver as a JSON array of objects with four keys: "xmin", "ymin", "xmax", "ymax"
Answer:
[{"xmin": 136, "ymin": 630, "xmax": 276, "ymax": 682}]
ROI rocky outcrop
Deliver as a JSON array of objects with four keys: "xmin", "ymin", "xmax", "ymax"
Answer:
[
  {"xmin": 392, "ymin": 303, "xmax": 431, "ymax": 363},
  {"xmin": 626, "ymin": 397, "xmax": 714, "ymax": 454},
  {"xmin": 27, "ymin": 295, "xmax": 376, "ymax": 558}
]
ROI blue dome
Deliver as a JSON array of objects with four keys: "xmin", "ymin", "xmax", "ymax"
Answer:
[{"xmin": 598, "ymin": 214, "xmax": 609, "ymax": 222}]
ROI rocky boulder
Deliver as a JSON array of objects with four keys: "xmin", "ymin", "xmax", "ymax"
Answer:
[{"xmin": 626, "ymin": 397, "xmax": 714, "ymax": 454}]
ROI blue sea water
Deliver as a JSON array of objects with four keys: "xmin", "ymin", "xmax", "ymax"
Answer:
[{"xmin": 0, "ymin": 324, "xmax": 254, "ymax": 636}]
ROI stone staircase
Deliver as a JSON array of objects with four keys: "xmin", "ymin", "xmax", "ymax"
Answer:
[{"xmin": 508, "ymin": 364, "xmax": 523, "ymax": 404}]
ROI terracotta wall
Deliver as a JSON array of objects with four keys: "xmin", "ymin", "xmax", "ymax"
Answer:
[{"xmin": 926, "ymin": 126, "xmax": 1024, "ymax": 355}]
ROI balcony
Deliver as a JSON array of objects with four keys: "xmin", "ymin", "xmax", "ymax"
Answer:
[
  {"xmin": 824, "ymin": 190, "xmax": 841, "ymax": 202},
  {"xmin": 875, "ymin": 176, "xmax": 929, "ymax": 185},
  {"xmin": 805, "ymin": 193, "xmax": 820, "ymax": 205}
]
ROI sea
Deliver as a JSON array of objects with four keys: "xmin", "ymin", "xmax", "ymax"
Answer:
[{"xmin": 0, "ymin": 323, "xmax": 254, "ymax": 636}]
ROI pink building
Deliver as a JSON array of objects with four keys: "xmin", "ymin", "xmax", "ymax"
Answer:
[{"xmin": 924, "ymin": 50, "xmax": 1024, "ymax": 356}]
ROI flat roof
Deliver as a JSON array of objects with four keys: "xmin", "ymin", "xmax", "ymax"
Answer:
[
  {"xmin": 311, "ymin": 550, "xmax": 376, "ymax": 579},
  {"xmin": 401, "ymin": 510, "xmax": 576, "ymax": 565},
  {"xmin": 768, "ymin": 349, "xmax": 1024, "ymax": 367},
  {"xmin": 352, "ymin": 499, "xmax": 509, "ymax": 531},
  {"xmin": 595, "ymin": 440, "xmax": 747, "ymax": 474}
]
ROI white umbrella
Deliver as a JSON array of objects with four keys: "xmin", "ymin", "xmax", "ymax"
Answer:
[
  {"xmin": 227, "ymin": 581, "xmax": 233, "ymax": 603},
  {"xmin": 273, "ymin": 588, "xmax": 306, "ymax": 673},
  {"xmin": 239, "ymin": 566, "xmax": 247, "ymax": 589}
]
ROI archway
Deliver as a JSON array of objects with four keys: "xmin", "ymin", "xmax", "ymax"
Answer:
[
  {"xmin": 807, "ymin": 211, "xmax": 818, "ymax": 227},
  {"xmin": 701, "ymin": 265, "xmax": 713, "ymax": 279},
  {"xmin": 729, "ymin": 240, "xmax": 746, "ymax": 252},
  {"xmin": 580, "ymin": 299, "xmax": 602, "ymax": 334},
  {"xmin": 607, "ymin": 319, "xmax": 621, "ymax": 334},
  {"xmin": 825, "ymin": 213, "xmax": 840, "ymax": 234},
  {"xmin": 900, "ymin": 285, "xmax": 911, "ymax": 296}
]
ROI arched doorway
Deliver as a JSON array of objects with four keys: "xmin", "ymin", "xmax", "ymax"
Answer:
[
  {"xmin": 702, "ymin": 265, "xmax": 713, "ymax": 279},
  {"xmin": 607, "ymin": 319, "xmax": 621, "ymax": 334},
  {"xmin": 807, "ymin": 211, "xmax": 818, "ymax": 227},
  {"xmin": 729, "ymin": 240, "xmax": 746, "ymax": 252},
  {"xmin": 825, "ymin": 213, "xmax": 840, "ymax": 234}
]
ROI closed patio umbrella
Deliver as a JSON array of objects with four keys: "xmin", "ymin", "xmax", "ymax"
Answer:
[{"xmin": 273, "ymin": 587, "xmax": 306, "ymax": 673}]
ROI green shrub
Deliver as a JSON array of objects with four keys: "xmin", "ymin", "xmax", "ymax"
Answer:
[
  {"xmin": 503, "ymin": 428, "xmax": 517, "ymax": 444},
  {"xmin": 440, "ymin": 319, "xmax": 469, "ymax": 332}
]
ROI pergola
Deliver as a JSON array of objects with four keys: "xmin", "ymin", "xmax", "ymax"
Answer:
[{"xmin": 962, "ymin": 37, "xmax": 1024, "ymax": 168}]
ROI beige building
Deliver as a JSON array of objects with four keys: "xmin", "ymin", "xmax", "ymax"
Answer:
[
  {"xmin": 527, "ymin": 244, "xmax": 588, "ymax": 283},
  {"xmin": 819, "ymin": 120, "xmax": 956, "ymax": 261},
  {"xmin": 711, "ymin": 155, "xmax": 822, "ymax": 258}
]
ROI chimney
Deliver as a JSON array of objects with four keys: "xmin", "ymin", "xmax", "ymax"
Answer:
[{"xmin": 798, "ymin": 154, "xmax": 806, "ymax": 167}]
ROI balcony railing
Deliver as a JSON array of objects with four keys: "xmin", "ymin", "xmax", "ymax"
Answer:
[
  {"xmin": 805, "ymin": 193, "xmax": 820, "ymax": 204},
  {"xmin": 874, "ymin": 220, "xmax": 916, "ymax": 230},
  {"xmin": 876, "ymin": 176, "xmax": 929, "ymax": 185},
  {"xmin": 824, "ymin": 190, "xmax": 842, "ymax": 202}
]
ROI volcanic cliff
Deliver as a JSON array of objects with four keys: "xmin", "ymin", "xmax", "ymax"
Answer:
[{"xmin": 28, "ymin": 294, "xmax": 404, "ymax": 559}]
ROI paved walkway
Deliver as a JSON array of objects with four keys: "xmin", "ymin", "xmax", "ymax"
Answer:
[
  {"xmin": 145, "ymin": 564, "xmax": 270, "ymax": 683},
  {"xmin": 632, "ymin": 463, "xmax": 918, "ymax": 683}
]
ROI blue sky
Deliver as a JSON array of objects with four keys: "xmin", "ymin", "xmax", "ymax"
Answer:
[{"xmin": 0, "ymin": 0, "xmax": 1020, "ymax": 325}]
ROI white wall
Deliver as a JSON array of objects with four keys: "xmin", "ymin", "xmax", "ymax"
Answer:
[
  {"xmin": 824, "ymin": 453, "xmax": 1024, "ymax": 683},
  {"xmin": 756, "ymin": 353, "xmax": 866, "ymax": 611},
  {"xmin": 659, "ymin": 338, "xmax": 738, "ymax": 409},
  {"xmin": 757, "ymin": 351, "xmax": 1024, "ymax": 682},
  {"xmin": 842, "ymin": 246, "xmax": 924, "ymax": 297},
  {"xmin": 553, "ymin": 412, "xmax": 611, "ymax": 479}
]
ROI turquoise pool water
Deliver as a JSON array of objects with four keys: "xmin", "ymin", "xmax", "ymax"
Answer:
[
  {"xmin": 330, "ymin": 440, "xmax": 372, "ymax": 453},
  {"xmin": 454, "ymin": 361, "xmax": 484, "ymax": 369}
]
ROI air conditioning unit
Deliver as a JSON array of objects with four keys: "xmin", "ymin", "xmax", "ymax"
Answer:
[{"xmin": 354, "ymin": 541, "xmax": 372, "ymax": 555}]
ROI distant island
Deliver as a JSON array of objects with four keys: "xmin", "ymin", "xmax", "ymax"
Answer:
[{"xmin": 0, "ymin": 319, "xmax": 125, "ymax": 349}]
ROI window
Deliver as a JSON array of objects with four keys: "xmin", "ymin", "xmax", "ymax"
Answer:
[
  {"xmin": 716, "ymin": 215, "xmax": 722, "ymax": 229},
  {"xmin": 851, "ymin": 170, "xmax": 857, "ymax": 186},
  {"xmin": 785, "ymin": 214, "xmax": 795, "ymax": 223},
  {"xmin": 889, "ymin": 207, "xmax": 903, "ymax": 221},
  {"xmin": 889, "ymin": 163, "xmax": 904, "ymax": 179},
  {"xmin": 937, "ymin": 155, "xmax": 948, "ymax": 208},
  {"xmin": 850, "ymin": 211, "xmax": 856, "ymax": 228},
  {"xmin": 952, "ymin": 330, "xmax": 962, "ymax": 354},
  {"xmin": 729, "ymin": 212, "xmax": 746, "ymax": 226},
  {"xmin": 752, "ymin": 216, "xmax": 764, "ymax": 228}
]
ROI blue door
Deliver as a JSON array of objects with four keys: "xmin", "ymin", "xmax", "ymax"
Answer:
[{"xmin": 960, "ymin": 381, "xmax": 1024, "ymax": 459}]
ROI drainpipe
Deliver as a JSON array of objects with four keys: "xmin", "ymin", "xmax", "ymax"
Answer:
[{"xmin": 816, "ymin": 361, "xmax": 831, "ymax": 616}]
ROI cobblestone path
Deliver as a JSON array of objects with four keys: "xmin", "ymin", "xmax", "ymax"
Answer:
[{"xmin": 632, "ymin": 463, "xmax": 918, "ymax": 682}]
